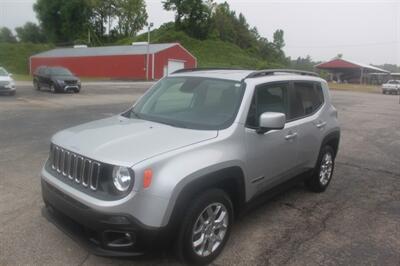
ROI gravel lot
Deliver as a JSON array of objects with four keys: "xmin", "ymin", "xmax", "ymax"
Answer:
[{"xmin": 0, "ymin": 82, "xmax": 399, "ymax": 265}]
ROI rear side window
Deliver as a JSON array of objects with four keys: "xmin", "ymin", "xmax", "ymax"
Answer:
[
  {"xmin": 246, "ymin": 82, "xmax": 289, "ymax": 128},
  {"xmin": 289, "ymin": 82, "xmax": 324, "ymax": 120}
]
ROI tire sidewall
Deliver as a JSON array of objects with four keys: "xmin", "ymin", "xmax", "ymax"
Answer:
[
  {"xmin": 178, "ymin": 189, "xmax": 233, "ymax": 265},
  {"xmin": 314, "ymin": 146, "xmax": 335, "ymax": 190}
]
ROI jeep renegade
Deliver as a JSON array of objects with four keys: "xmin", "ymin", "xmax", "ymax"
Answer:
[{"xmin": 41, "ymin": 69, "xmax": 340, "ymax": 264}]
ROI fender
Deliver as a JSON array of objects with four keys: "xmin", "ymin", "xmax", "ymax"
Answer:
[
  {"xmin": 163, "ymin": 166, "xmax": 246, "ymax": 229},
  {"xmin": 321, "ymin": 130, "xmax": 341, "ymax": 157}
]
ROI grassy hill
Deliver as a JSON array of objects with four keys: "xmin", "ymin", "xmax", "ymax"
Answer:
[
  {"xmin": 0, "ymin": 28, "xmax": 280, "ymax": 76},
  {"xmin": 0, "ymin": 43, "xmax": 53, "ymax": 75},
  {"xmin": 118, "ymin": 29, "xmax": 275, "ymax": 69}
]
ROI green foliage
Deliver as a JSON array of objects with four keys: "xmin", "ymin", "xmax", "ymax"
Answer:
[
  {"xmin": 372, "ymin": 64, "xmax": 400, "ymax": 73},
  {"xmin": 34, "ymin": 0, "xmax": 147, "ymax": 44},
  {"xmin": 115, "ymin": 0, "xmax": 148, "ymax": 37},
  {"xmin": 0, "ymin": 43, "xmax": 53, "ymax": 74},
  {"xmin": 15, "ymin": 22, "xmax": 47, "ymax": 43},
  {"xmin": 163, "ymin": 0, "xmax": 212, "ymax": 39},
  {"xmin": 34, "ymin": 0, "xmax": 92, "ymax": 43},
  {"xmin": 289, "ymin": 55, "xmax": 321, "ymax": 72},
  {"xmin": 125, "ymin": 25, "xmax": 283, "ymax": 69},
  {"xmin": 0, "ymin": 27, "xmax": 17, "ymax": 43},
  {"xmin": 162, "ymin": 1, "xmax": 288, "ymax": 66}
]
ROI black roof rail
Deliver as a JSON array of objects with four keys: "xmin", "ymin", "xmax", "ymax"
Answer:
[
  {"xmin": 171, "ymin": 67, "xmax": 246, "ymax": 74},
  {"xmin": 244, "ymin": 69, "xmax": 319, "ymax": 80}
]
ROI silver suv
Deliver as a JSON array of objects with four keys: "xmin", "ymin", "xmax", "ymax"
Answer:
[{"xmin": 41, "ymin": 69, "xmax": 340, "ymax": 264}]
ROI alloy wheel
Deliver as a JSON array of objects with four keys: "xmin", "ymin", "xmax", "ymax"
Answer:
[
  {"xmin": 191, "ymin": 203, "xmax": 229, "ymax": 257},
  {"xmin": 319, "ymin": 152, "xmax": 333, "ymax": 186}
]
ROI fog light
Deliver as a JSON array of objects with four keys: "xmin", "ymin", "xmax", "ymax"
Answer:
[{"xmin": 104, "ymin": 231, "xmax": 135, "ymax": 248}]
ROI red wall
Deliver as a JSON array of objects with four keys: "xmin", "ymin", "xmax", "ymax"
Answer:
[
  {"xmin": 154, "ymin": 44, "xmax": 197, "ymax": 79},
  {"xmin": 30, "ymin": 44, "xmax": 196, "ymax": 80},
  {"xmin": 30, "ymin": 54, "xmax": 153, "ymax": 79}
]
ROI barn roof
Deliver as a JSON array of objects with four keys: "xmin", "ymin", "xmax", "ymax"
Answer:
[
  {"xmin": 31, "ymin": 43, "xmax": 179, "ymax": 58},
  {"xmin": 315, "ymin": 58, "xmax": 389, "ymax": 73}
]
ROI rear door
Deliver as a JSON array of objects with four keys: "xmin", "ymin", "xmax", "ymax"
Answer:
[{"xmin": 289, "ymin": 81, "xmax": 325, "ymax": 169}]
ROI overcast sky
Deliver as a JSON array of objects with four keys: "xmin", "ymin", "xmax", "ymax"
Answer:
[{"xmin": 0, "ymin": 0, "xmax": 399, "ymax": 65}]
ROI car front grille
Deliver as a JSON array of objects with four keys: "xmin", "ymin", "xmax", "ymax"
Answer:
[
  {"xmin": 49, "ymin": 144, "xmax": 101, "ymax": 191},
  {"xmin": 65, "ymin": 80, "xmax": 77, "ymax": 85}
]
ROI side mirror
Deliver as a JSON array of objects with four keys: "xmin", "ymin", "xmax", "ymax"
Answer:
[
  {"xmin": 257, "ymin": 112, "xmax": 286, "ymax": 134},
  {"xmin": 8, "ymin": 73, "xmax": 13, "ymax": 77}
]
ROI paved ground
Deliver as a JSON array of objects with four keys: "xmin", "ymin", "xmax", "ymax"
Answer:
[{"xmin": 0, "ymin": 82, "xmax": 399, "ymax": 265}]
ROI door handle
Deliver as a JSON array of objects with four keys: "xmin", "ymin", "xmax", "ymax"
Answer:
[
  {"xmin": 315, "ymin": 121, "xmax": 327, "ymax": 129},
  {"xmin": 285, "ymin": 132, "xmax": 298, "ymax": 140}
]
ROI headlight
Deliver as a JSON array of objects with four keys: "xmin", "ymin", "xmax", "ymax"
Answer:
[{"xmin": 112, "ymin": 166, "xmax": 132, "ymax": 192}]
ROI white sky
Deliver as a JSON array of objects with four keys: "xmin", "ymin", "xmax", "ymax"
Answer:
[{"xmin": 0, "ymin": 0, "xmax": 399, "ymax": 65}]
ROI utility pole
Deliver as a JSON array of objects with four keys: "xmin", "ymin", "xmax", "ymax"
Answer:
[{"xmin": 146, "ymin": 22, "xmax": 154, "ymax": 81}]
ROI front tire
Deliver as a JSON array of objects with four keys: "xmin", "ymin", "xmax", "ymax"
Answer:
[
  {"xmin": 305, "ymin": 146, "xmax": 335, "ymax": 192},
  {"xmin": 34, "ymin": 80, "xmax": 40, "ymax": 91},
  {"xmin": 176, "ymin": 189, "xmax": 233, "ymax": 265},
  {"xmin": 50, "ymin": 84, "xmax": 57, "ymax": 93}
]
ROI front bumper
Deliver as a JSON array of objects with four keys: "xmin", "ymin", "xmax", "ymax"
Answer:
[
  {"xmin": 0, "ymin": 85, "xmax": 16, "ymax": 93},
  {"xmin": 41, "ymin": 179, "xmax": 170, "ymax": 256},
  {"xmin": 55, "ymin": 83, "xmax": 81, "ymax": 92}
]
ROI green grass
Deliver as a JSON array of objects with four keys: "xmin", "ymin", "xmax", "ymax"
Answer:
[
  {"xmin": 328, "ymin": 82, "xmax": 381, "ymax": 94},
  {"xmin": 120, "ymin": 29, "xmax": 274, "ymax": 69},
  {"xmin": 0, "ymin": 43, "xmax": 53, "ymax": 75},
  {"xmin": 2, "ymin": 28, "xmax": 279, "ymax": 76},
  {"xmin": 12, "ymin": 74, "xmax": 32, "ymax": 81}
]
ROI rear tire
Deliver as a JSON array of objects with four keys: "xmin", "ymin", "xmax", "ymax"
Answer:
[
  {"xmin": 9, "ymin": 91, "xmax": 16, "ymax": 96},
  {"xmin": 74, "ymin": 88, "xmax": 80, "ymax": 93},
  {"xmin": 305, "ymin": 146, "xmax": 335, "ymax": 193},
  {"xmin": 175, "ymin": 189, "xmax": 233, "ymax": 265}
]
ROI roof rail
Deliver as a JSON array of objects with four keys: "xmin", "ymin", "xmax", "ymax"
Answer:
[
  {"xmin": 172, "ymin": 67, "xmax": 246, "ymax": 74},
  {"xmin": 244, "ymin": 69, "xmax": 319, "ymax": 80}
]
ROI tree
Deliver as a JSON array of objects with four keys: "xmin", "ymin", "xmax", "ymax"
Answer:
[
  {"xmin": 115, "ymin": 0, "xmax": 148, "ymax": 37},
  {"xmin": 0, "ymin": 27, "xmax": 17, "ymax": 43},
  {"xmin": 15, "ymin": 22, "xmax": 47, "ymax": 43},
  {"xmin": 162, "ymin": 0, "xmax": 212, "ymax": 39},
  {"xmin": 273, "ymin": 29, "xmax": 285, "ymax": 49},
  {"xmin": 34, "ymin": 0, "xmax": 92, "ymax": 43}
]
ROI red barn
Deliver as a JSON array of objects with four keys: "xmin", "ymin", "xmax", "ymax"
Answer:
[{"xmin": 30, "ymin": 43, "xmax": 197, "ymax": 80}]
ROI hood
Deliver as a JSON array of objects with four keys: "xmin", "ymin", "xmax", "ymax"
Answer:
[
  {"xmin": 52, "ymin": 116, "xmax": 218, "ymax": 166},
  {"xmin": 51, "ymin": 75, "xmax": 79, "ymax": 81}
]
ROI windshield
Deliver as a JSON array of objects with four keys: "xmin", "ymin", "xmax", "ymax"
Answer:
[
  {"xmin": 126, "ymin": 77, "xmax": 245, "ymax": 130},
  {"xmin": 50, "ymin": 67, "xmax": 72, "ymax": 76},
  {"xmin": 0, "ymin": 67, "xmax": 9, "ymax": 76}
]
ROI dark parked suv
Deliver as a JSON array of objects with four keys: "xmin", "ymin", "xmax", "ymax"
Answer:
[{"xmin": 33, "ymin": 66, "xmax": 81, "ymax": 93}]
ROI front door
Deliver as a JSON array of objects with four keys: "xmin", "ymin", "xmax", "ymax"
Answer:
[{"xmin": 245, "ymin": 82, "xmax": 299, "ymax": 194}]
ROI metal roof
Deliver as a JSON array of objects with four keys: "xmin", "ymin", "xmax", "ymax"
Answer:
[
  {"xmin": 31, "ymin": 43, "xmax": 178, "ymax": 58},
  {"xmin": 315, "ymin": 58, "xmax": 389, "ymax": 73}
]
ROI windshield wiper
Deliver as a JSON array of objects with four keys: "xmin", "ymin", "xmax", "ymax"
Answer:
[
  {"xmin": 130, "ymin": 110, "xmax": 142, "ymax": 119},
  {"xmin": 155, "ymin": 120, "xmax": 188, "ymax": 128}
]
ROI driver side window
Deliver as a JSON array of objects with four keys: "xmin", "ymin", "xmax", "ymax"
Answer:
[{"xmin": 246, "ymin": 82, "xmax": 289, "ymax": 128}]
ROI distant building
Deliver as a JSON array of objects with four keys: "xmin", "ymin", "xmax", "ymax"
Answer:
[
  {"xmin": 315, "ymin": 58, "xmax": 389, "ymax": 84},
  {"xmin": 30, "ymin": 43, "xmax": 197, "ymax": 80}
]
